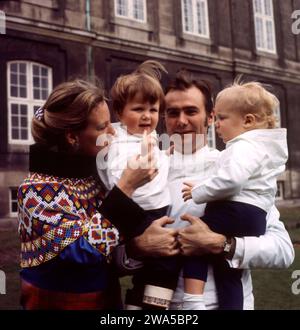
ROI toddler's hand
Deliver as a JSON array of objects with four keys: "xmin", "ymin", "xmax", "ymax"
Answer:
[{"xmin": 182, "ymin": 182, "xmax": 195, "ymax": 202}]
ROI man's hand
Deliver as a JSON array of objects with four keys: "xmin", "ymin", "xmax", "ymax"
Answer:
[
  {"xmin": 130, "ymin": 217, "xmax": 180, "ymax": 258},
  {"xmin": 178, "ymin": 214, "xmax": 226, "ymax": 256},
  {"xmin": 182, "ymin": 182, "xmax": 195, "ymax": 202}
]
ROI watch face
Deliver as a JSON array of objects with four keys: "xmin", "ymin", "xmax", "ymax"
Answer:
[{"xmin": 223, "ymin": 242, "xmax": 231, "ymax": 253}]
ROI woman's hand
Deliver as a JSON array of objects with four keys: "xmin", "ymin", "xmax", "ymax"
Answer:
[
  {"xmin": 117, "ymin": 131, "xmax": 158, "ymax": 197},
  {"xmin": 178, "ymin": 214, "xmax": 226, "ymax": 256},
  {"xmin": 129, "ymin": 217, "xmax": 180, "ymax": 258}
]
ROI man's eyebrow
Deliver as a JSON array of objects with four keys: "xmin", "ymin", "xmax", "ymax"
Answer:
[
  {"xmin": 183, "ymin": 106, "xmax": 199, "ymax": 110},
  {"xmin": 166, "ymin": 107, "xmax": 180, "ymax": 112},
  {"xmin": 166, "ymin": 106, "xmax": 198, "ymax": 110}
]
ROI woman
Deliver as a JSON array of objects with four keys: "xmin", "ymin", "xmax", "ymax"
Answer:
[{"xmin": 17, "ymin": 79, "xmax": 168, "ymax": 310}]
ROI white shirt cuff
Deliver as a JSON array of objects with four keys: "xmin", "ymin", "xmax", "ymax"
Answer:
[{"xmin": 226, "ymin": 237, "xmax": 245, "ymax": 269}]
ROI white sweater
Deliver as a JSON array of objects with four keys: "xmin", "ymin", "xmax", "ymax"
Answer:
[
  {"xmin": 97, "ymin": 122, "xmax": 170, "ymax": 210},
  {"xmin": 191, "ymin": 129, "xmax": 288, "ymax": 211}
]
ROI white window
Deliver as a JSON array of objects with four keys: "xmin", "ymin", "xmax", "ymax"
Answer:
[
  {"xmin": 275, "ymin": 181, "xmax": 284, "ymax": 200},
  {"xmin": 9, "ymin": 188, "xmax": 18, "ymax": 217},
  {"xmin": 207, "ymin": 122, "xmax": 216, "ymax": 149},
  {"xmin": 253, "ymin": 0, "xmax": 276, "ymax": 53},
  {"xmin": 115, "ymin": 0, "xmax": 147, "ymax": 22},
  {"xmin": 181, "ymin": 0, "xmax": 210, "ymax": 38},
  {"xmin": 274, "ymin": 103, "xmax": 281, "ymax": 127},
  {"xmin": 274, "ymin": 103, "xmax": 285, "ymax": 200},
  {"xmin": 0, "ymin": 9, "xmax": 6, "ymax": 34},
  {"xmin": 7, "ymin": 61, "xmax": 52, "ymax": 144}
]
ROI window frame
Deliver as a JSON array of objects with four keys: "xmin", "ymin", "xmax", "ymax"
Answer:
[
  {"xmin": 114, "ymin": 0, "xmax": 147, "ymax": 23},
  {"xmin": 207, "ymin": 121, "xmax": 216, "ymax": 149},
  {"xmin": 274, "ymin": 102, "xmax": 285, "ymax": 200},
  {"xmin": 275, "ymin": 181, "xmax": 284, "ymax": 200},
  {"xmin": 253, "ymin": 0, "xmax": 277, "ymax": 54},
  {"xmin": 9, "ymin": 187, "xmax": 18, "ymax": 217},
  {"xmin": 181, "ymin": 0, "xmax": 210, "ymax": 39},
  {"xmin": 7, "ymin": 61, "xmax": 52, "ymax": 145},
  {"xmin": 274, "ymin": 103, "xmax": 281, "ymax": 128}
]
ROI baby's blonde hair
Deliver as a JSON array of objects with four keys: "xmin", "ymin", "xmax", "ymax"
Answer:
[{"xmin": 216, "ymin": 79, "xmax": 279, "ymax": 128}]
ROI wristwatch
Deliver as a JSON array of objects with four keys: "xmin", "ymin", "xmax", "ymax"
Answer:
[{"xmin": 223, "ymin": 237, "xmax": 232, "ymax": 253}]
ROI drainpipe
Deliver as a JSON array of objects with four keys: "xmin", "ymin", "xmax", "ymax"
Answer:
[{"xmin": 85, "ymin": 0, "xmax": 93, "ymax": 80}]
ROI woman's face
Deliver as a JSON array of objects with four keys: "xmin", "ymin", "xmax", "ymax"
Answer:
[{"xmin": 77, "ymin": 101, "xmax": 115, "ymax": 157}]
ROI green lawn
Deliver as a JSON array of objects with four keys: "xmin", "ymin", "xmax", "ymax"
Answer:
[
  {"xmin": 251, "ymin": 205, "xmax": 300, "ymax": 309},
  {"xmin": 278, "ymin": 207, "xmax": 300, "ymax": 226},
  {"xmin": 0, "ymin": 223, "xmax": 21, "ymax": 310},
  {"xmin": 278, "ymin": 207, "xmax": 300, "ymax": 243},
  {"xmin": 120, "ymin": 246, "xmax": 300, "ymax": 310},
  {"xmin": 1, "ymin": 206, "xmax": 300, "ymax": 310},
  {"xmin": 252, "ymin": 247, "xmax": 300, "ymax": 310}
]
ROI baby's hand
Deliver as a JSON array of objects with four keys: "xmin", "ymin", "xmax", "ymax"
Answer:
[{"xmin": 182, "ymin": 182, "xmax": 195, "ymax": 202}]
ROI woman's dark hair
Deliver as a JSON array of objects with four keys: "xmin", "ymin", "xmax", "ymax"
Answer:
[{"xmin": 165, "ymin": 69, "xmax": 214, "ymax": 116}]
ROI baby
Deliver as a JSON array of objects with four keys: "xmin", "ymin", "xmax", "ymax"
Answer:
[
  {"xmin": 97, "ymin": 60, "xmax": 176, "ymax": 310},
  {"xmin": 182, "ymin": 81, "xmax": 288, "ymax": 309}
]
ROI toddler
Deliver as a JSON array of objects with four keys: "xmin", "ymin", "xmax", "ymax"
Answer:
[
  {"xmin": 182, "ymin": 81, "xmax": 288, "ymax": 309},
  {"xmin": 97, "ymin": 60, "xmax": 177, "ymax": 310}
]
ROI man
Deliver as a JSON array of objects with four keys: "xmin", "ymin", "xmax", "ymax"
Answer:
[{"xmin": 134, "ymin": 70, "xmax": 294, "ymax": 310}]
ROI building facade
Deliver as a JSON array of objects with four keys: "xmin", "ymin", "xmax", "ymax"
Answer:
[{"xmin": 0, "ymin": 0, "xmax": 300, "ymax": 219}]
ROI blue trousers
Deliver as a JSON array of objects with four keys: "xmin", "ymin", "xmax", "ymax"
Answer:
[{"xmin": 183, "ymin": 200, "xmax": 266, "ymax": 309}]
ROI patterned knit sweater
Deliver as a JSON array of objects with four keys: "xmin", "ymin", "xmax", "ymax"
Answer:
[
  {"xmin": 18, "ymin": 172, "xmax": 119, "ymax": 268},
  {"xmin": 17, "ymin": 144, "xmax": 148, "ymax": 302}
]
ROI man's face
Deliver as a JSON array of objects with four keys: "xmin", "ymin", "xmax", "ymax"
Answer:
[{"xmin": 164, "ymin": 86, "xmax": 212, "ymax": 153}]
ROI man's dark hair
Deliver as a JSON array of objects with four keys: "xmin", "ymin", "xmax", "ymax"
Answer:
[{"xmin": 165, "ymin": 69, "xmax": 214, "ymax": 115}]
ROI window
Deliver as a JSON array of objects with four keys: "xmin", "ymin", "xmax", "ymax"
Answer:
[
  {"xmin": 275, "ymin": 181, "xmax": 284, "ymax": 200},
  {"xmin": 0, "ymin": 10, "xmax": 6, "ymax": 34},
  {"xmin": 9, "ymin": 188, "xmax": 18, "ymax": 217},
  {"xmin": 274, "ymin": 103, "xmax": 281, "ymax": 128},
  {"xmin": 274, "ymin": 102, "xmax": 285, "ymax": 200},
  {"xmin": 181, "ymin": 0, "xmax": 210, "ymax": 38},
  {"xmin": 7, "ymin": 61, "xmax": 52, "ymax": 144},
  {"xmin": 115, "ymin": 0, "xmax": 146, "ymax": 22},
  {"xmin": 253, "ymin": 0, "xmax": 276, "ymax": 53},
  {"xmin": 207, "ymin": 122, "xmax": 216, "ymax": 149}
]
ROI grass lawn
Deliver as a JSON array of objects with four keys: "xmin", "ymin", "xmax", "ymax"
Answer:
[
  {"xmin": 1, "ymin": 206, "xmax": 300, "ymax": 310},
  {"xmin": 277, "ymin": 206, "xmax": 300, "ymax": 244},
  {"xmin": 252, "ymin": 247, "xmax": 300, "ymax": 309},
  {"xmin": 251, "ymin": 205, "xmax": 300, "ymax": 309},
  {"xmin": 119, "ymin": 246, "xmax": 300, "ymax": 310},
  {"xmin": 0, "ymin": 222, "xmax": 21, "ymax": 310}
]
